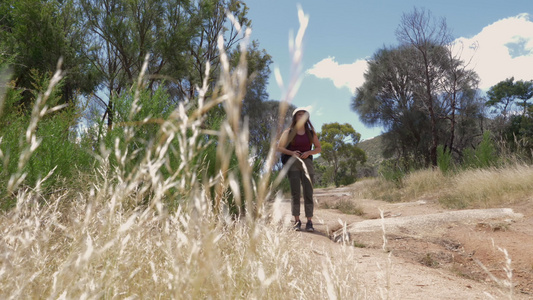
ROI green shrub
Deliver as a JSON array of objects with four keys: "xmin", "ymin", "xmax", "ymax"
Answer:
[
  {"xmin": 437, "ymin": 145, "xmax": 453, "ymax": 174},
  {"xmin": 462, "ymin": 131, "xmax": 499, "ymax": 169},
  {"xmin": 0, "ymin": 72, "xmax": 96, "ymax": 209},
  {"xmin": 378, "ymin": 159, "xmax": 405, "ymax": 187}
]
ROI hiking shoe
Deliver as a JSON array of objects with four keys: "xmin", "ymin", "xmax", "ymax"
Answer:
[
  {"xmin": 305, "ymin": 221, "xmax": 314, "ymax": 232},
  {"xmin": 293, "ymin": 220, "xmax": 302, "ymax": 231}
]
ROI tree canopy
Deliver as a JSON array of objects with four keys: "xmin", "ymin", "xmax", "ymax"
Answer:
[
  {"xmin": 486, "ymin": 77, "xmax": 533, "ymax": 118},
  {"xmin": 487, "ymin": 77, "xmax": 533, "ymax": 157},
  {"xmin": 352, "ymin": 8, "xmax": 482, "ymax": 167},
  {"xmin": 318, "ymin": 123, "xmax": 366, "ymax": 186},
  {"xmin": 0, "ymin": 0, "xmax": 287, "ymax": 203}
]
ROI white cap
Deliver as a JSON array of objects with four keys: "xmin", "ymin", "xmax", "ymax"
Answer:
[{"xmin": 292, "ymin": 107, "xmax": 310, "ymax": 117}]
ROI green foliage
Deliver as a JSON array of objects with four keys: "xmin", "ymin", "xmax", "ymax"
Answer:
[
  {"xmin": 378, "ymin": 159, "xmax": 405, "ymax": 187},
  {"xmin": 247, "ymin": 100, "xmax": 293, "ymax": 161},
  {"xmin": 0, "ymin": 0, "xmax": 96, "ymax": 107},
  {"xmin": 0, "ymin": 0, "xmax": 273, "ymax": 217},
  {"xmin": 97, "ymin": 85, "xmax": 187, "ymax": 199},
  {"xmin": 0, "ymin": 76, "xmax": 94, "ymax": 209},
  {"xmin": 462, "ymin": 131, "xmax": 498, "ymax": 169},
  {"xmin": 275, "ymin": 172, "xmax": 292, "ymax": 194},
  {"xmin": 26, "ymin": 110, "xmax": 94, "ymax": 186},
  {"xmin": 437, "ymin": 145, "xmax": 453, "ymax": 174},
  {"xmin": 336, "ymin": 168, "xmax": 356, "ymax": 186},
  {"xmin": 0, "ymin": 95, "xmax": 27, "ymax": 209},
  {"xmin": 230, "ymin": 41, "xmax": 294, "ymax": 162},
  {"xmin": 477, "ymin": 132, "xmax": 498, "ymax": 167},
  {"xmin": 486, "ymin": 77, "xmax": 533, "ymax": 118},
  {"xmin": 503, "ymin": 115, "xmax": 533, "ymax": 160},
  {"xmin": 318, "ymin": 122, "xmax": 365, "ymax": 187},
  {"xmin": 486, "ymin": 78, "xmax": 533, "ymax": 157},
  {"xmin": 311, "ymin": 161, "xmax": 329, "ymax": 187},
  {"xmin": 353, "ymin": 10, "xmax": 481, "ymax": 167},
  {"xmin": 357, "ymin": 136, "xmax": 384, "ymax": 167}
]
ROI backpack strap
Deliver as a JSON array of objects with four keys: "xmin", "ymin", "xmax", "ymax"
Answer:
[
  {"xmin": 307, "ymin": 129, "xmax": 314, "ymax": 145},
  {"xmin": 284, "ymin": 128, "xmax": 297, "ymax": 148}
]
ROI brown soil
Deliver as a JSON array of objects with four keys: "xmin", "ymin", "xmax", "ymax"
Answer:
[{"xmin": 284, "ymin": 185, "xmax": 533, "ymax": 299}]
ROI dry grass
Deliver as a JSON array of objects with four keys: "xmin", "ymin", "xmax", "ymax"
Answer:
[
  {"xmin": 353, "ymin": 178, "xmax": 401, "ymax": 202},
  {"xmin": 440, "ymin": 164, "xmax": 533, "ymax": 208},
  {"xmin": 356, "ymin": 164, "xmax": 533, "ymax": 209},
  {"xmin": 320, "ymin": 199, "xmax": 365, "ymax": 216},
  {"xmin": 0, "ymin": 187, "xmax": 368, "ymax": 299},
  {"xmin": 402, "ymin": 168, "xmax": 450, "ymax": 200}
]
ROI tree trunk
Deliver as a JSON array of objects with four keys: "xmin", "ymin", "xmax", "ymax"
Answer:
[{"xmin": 424, "ymin": 57, "xmax": 439, "ymax": 167}]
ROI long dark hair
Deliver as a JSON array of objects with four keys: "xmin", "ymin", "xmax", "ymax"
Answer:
[{"xmin": 289, "ymin": 112, "xmax": 315, "ymax": 144}]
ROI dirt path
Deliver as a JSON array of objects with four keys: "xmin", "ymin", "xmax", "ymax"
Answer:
[{"xmin": 281, "ymin": 185, "xmax": 533, "ymax": 299}]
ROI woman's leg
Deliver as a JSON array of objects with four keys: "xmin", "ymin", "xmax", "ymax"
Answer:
[
  {"xmin": 288, "ymin": 168, "xmax": 302, "ymax": 218},
  {"xmin": 301, "ymin": 173, "xmax": 314, "ymax": 219},
  {"xmin": 302, "ymin": 158, "xmax": 315, "ymax": 219}
]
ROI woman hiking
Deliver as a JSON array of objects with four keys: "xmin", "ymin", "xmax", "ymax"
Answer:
[{"xmin": 277, "ymin": 107, "xmax": 321, "ymax": 231}]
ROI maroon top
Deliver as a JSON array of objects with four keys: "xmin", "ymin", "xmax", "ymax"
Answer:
[{"xmin": 288, "ymin": 133, "xmax": 312, "ymax": 153}]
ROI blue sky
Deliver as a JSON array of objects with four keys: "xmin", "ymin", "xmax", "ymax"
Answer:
[{"xmin": 245, "ymin": 0, "xmax": 533, "ymax": 140}]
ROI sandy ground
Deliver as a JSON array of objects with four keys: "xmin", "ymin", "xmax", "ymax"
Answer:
[{"xmin": 280, "ymin": 185, "xmax": 533, "ymax": 299}]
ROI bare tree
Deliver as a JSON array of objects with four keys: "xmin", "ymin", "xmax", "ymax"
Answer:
[
  {"xmin": 396, "ymin": 7, "xmax": 452, "ymax": 166},
  {"xmin": 441, "ymin": 41, "xmax": 480, "ymax": 154}
]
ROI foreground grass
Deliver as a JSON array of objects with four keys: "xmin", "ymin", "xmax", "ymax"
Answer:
[
  {"xmin": 357, "ymin": 164, "xmax": 533, "ymax": 208},
  {"xmin": 0, "ymin": 187, "xmax": 365, "ymax": 299}
]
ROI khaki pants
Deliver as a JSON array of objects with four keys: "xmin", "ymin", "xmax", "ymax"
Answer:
[{"xmin": 288, "ymin": 157, "xmax": 314, "ymax": 218}]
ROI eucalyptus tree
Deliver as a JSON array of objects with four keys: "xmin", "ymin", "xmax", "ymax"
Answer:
[
  {"xmin": 229, "ymin": 40, "xmax": 278, "ymax": 159},
  {"xmin": 395, "ymin": 7, "xmax": 453, "ymax": 166},
  {"xmin": 353, "ymin": 8, "xmax": 482, "ymax": 167},
  {"xmin": 0, "ymin": 0, "xmax": 97, "ymax": 108},
  {"xmin": 318, "ymin": 123, "xmax": 365, "ymax": 186},
  {"xmin": 78, "ymin": 0, "xmax": 253, "ymax": 130},
  {"xmin": 79, "ymin": 0, "xmax": 199, "ymax": 129},
  {"xmin": 487, "ymin": 77, "xmax": 533, "ymax": 154},
  {"xmin": 352, "ymin": 46, "xmax": 433, "ymax": 163},
  {"xmin": 180, "ymin": 0, "xmax": 251, "ymax": 101},
  {"xmin": 487, "ymin": 77, "xmax": 533, "ymax": 119},
  {"xmin": 439, "ymin": 43, "xmax": 481, "ymax": 155}
]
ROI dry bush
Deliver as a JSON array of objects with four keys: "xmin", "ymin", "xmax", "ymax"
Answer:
[
  {"xmin": 356, "ymin": 164, "xmax": 533, "ymax": 209},
  {"xmin": 440, "ymin": 164, "xmax": 533, "ymax": 208},
  {"xmin": 320, "ymin": 199, "xmax": 365, "ymax": 216},
  {"xmin": 354, "ymin": 178, "xmax": 401, "ymax": 202},
  {"xmin": 402, "ymin": 168, "xmax": 450, "ymax": 201}
]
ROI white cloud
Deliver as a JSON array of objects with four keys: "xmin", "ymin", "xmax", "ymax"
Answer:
[
  {"xmin": 306, "ymin": 57, "xmax": 368, "ymax": 92},
  {"xmin": 309, "ymin": 14, "xmax": 533, "ymax": 92},
  {"xmin": 453, "ymin": 13, "xmax": 533, "ymax": 90}
]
